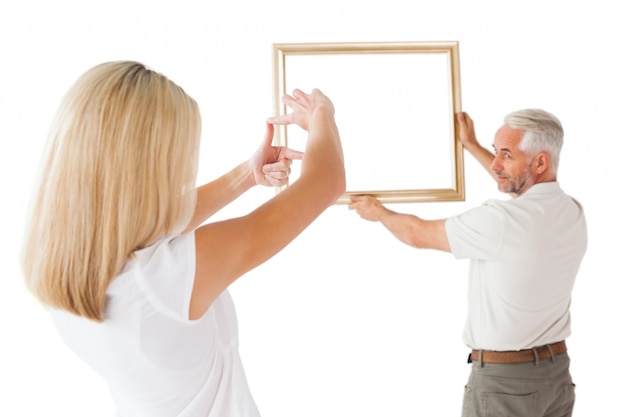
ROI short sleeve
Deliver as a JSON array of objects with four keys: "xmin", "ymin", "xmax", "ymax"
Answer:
[
  {"xmin": 132, "ymin": 233, "xmax": 196, "ymax": 321},
  {"xmin": 445, "ymin": 201, "xmax": 505, "ymax": 260}
]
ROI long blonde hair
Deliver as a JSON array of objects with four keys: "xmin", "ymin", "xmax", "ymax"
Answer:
[{"xmin": 22, "ymin": 61, "xmax": 200, "ymax": 321}]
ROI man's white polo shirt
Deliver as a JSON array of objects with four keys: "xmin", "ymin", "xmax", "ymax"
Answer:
[{"xmin": 445, "ymin": 182, "xmax": 587, "ymax": 351}]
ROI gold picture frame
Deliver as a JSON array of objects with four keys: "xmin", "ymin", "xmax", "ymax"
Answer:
[{"xmin": 273, "ymin": 41, "xmax": 464, "ymax": 204}]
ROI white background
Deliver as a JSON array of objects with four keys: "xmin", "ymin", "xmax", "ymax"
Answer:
[{"xmin": 1, "ymin": 0, "xmax": 624, "ymax": 415}]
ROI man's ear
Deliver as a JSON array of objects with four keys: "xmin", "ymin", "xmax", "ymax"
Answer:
[{"xmin": 534, "ymin": 152, "xmax": 550, "ymax": 174}]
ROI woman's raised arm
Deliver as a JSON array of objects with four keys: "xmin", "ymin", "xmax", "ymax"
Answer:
[{"xmin": 189, "ymin": 89, "xmax": 345, "ymax": 319}]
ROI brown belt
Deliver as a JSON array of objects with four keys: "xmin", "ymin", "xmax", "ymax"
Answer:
[{"xmin": 469, "ymin": 341, "xmax": 567, "ymax": 364}]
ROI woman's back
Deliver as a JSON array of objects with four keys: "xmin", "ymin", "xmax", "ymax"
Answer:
[{"xmin": 49, "ymin": 234, "xmax": 260, "ymax": 417}]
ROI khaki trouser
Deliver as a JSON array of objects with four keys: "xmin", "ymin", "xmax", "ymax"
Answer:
[{"xmin": 462, "ymin": 353, "xmax": 575, "ymax": 417}]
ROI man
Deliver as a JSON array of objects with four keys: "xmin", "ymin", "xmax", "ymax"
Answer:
[{"xmin": 349, "ymin": 110, "xmax": 587, "ymax": 417}]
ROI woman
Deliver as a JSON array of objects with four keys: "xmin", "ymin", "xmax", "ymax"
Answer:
[{"xmin": 21, "ymin": 61, "xmax": 345, "ymax": 416}]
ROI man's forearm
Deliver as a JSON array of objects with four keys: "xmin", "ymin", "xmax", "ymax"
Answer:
[
  {"xmin": 380, "ymin": 210, "xmax": 450, "ymax": 251},
  {"xmin": 379, "ymin": 210, "xmax": 421, "ymax": 248},
  {"xmin": 465, "ymin": 144, "xmax": 497, "ymax": 181}
]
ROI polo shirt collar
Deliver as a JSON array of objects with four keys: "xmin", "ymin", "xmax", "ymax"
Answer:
[{"xmin": 522, "ymin": 181, "xmax": 561, "ymax": 197}]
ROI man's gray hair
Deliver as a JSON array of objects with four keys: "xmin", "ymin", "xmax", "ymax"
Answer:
[{"xmin": 504, "ymin": 109, "xmax": 564, "ymax": 173}]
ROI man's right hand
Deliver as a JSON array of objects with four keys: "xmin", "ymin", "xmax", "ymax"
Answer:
[{"xmin": 456, "ymin": 112, "xmax": 480, "ymax": 150}]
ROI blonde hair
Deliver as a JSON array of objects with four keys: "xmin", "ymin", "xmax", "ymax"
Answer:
[{"xmin": 22, "ymin": 61, "xmax": 201, "ymax": 321}]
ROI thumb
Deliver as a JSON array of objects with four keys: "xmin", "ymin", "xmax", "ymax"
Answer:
[{"xmin": 263, "ymin": 122, "xmax": 275, "ymax": 148}]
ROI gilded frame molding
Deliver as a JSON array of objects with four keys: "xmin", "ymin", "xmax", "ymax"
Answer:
[{"xmin": 273, "ymin": 41, "xmax": 464, "ymax": 204}]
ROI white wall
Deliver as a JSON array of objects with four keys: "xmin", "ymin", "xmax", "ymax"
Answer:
[{"xmin": 1, "ymin": 0, "xmax": 624, "ymax": 415}]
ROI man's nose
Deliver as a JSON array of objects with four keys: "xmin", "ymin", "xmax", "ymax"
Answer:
[{"xmin": 491, "ymin": 155, "xmax": 502, "ymax": 172}]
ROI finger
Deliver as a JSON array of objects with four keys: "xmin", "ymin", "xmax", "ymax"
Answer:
[
  {"xmin": 282, "ymin": 91, "xmax": 307, "ymax": 108},
  {"xmin": 462, "ymin": 112, "xmax": 474, "ymax": 127},
  {"xmin": 265, "ymin": 174, "xmax": 287, "ymax": 187},
  {"xmin": 265, "ymin": 171, "xmax": 290, "ymax": 182},
  {"xmin": 282, "ymin": 148, "xmax": 304, "ymax": 161},
  {"xmin": 267, "ymin": 114, "xmax": 293, "ymax": 125},
  {"xmin": 263, "ymin": 159, "xmax": 291, "ymax": 174},
  {"xmin": 292, "ymin": 88, "xmax": 306, "ymax": 99},
  {"xmin": 263, "ymin": 122, "xmax": 274, "ymax": 147}
]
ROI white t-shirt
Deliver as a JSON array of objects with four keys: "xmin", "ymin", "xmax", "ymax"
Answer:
[
  {"xmin": 49, "ymin": 233, "xmax": 261, "ymax": 417},
  {"xmin": 445, "ymin": 182, "xmax": 587, "ymax": 351}
]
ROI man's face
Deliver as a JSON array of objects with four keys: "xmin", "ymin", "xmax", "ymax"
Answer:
[{"xmin": 491, "ymin": 124, "xmax": 537, "ymax": 195}]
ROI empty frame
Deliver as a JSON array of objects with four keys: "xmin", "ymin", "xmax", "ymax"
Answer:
[{"xmin": 273, "ymin": 41, "xmax": 464, "ymax": 204}]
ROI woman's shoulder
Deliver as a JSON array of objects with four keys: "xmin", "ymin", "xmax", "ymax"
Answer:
[{"xmin": 110, "ymin": 233, "xmax": 197, "ymax": 321}]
